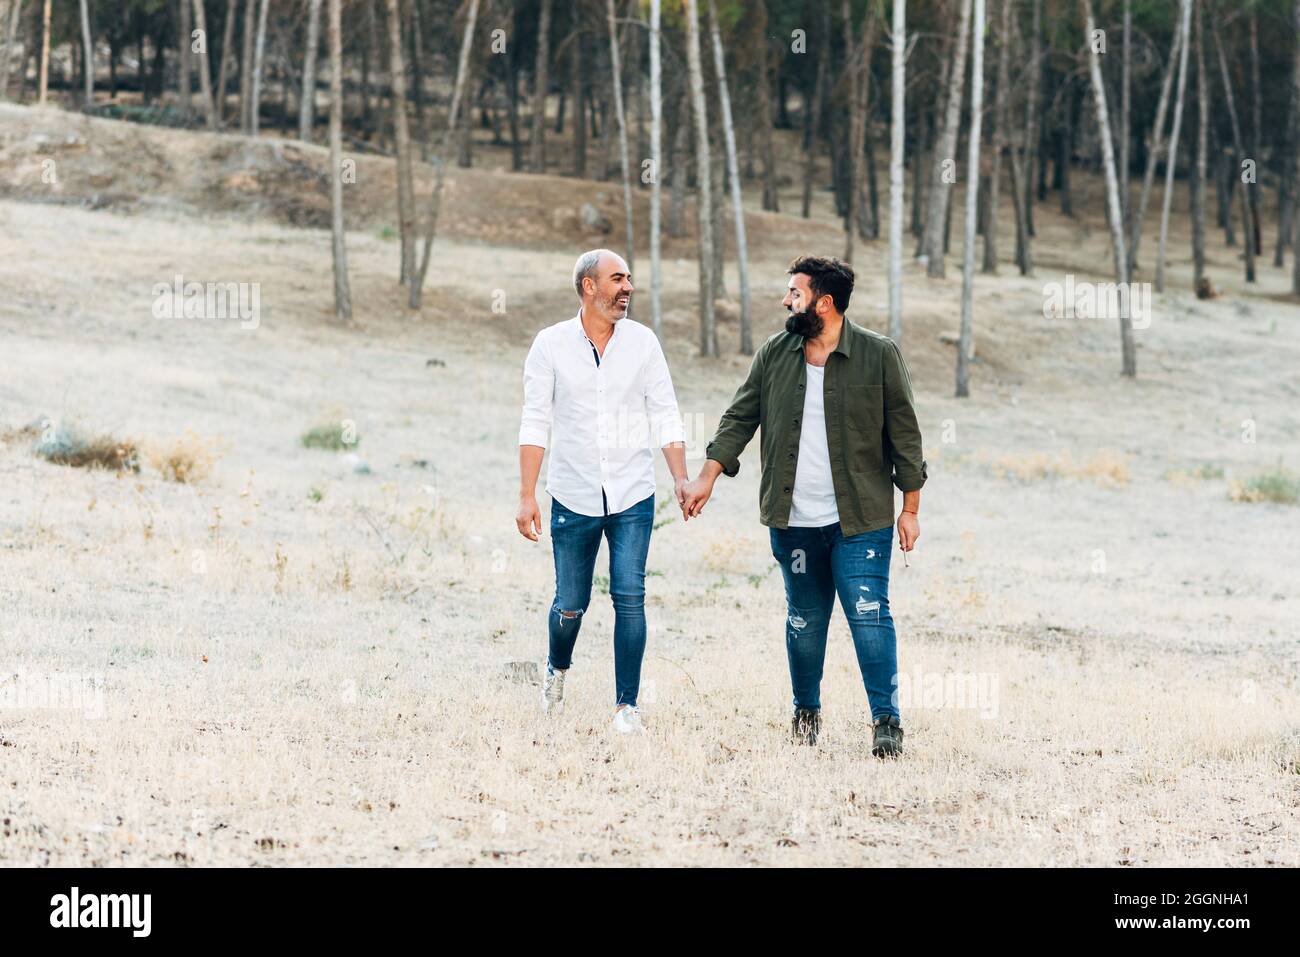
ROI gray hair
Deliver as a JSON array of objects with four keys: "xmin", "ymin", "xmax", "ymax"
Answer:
[{"xmin": 573, "ymin": 249, "xmax": 613, "ymax": 299}]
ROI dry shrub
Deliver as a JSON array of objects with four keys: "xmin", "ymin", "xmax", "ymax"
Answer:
[
  {"xmin": 991, "ymin": 449, "xmax": 1129, "ymax": 487},
  {"xmin": 1164, "ymin": 463, "xmax": 1225, "ymax": 487},
  {"xmin": 33, "ymin": 422, "xmax": 140, "ymax": 473},
  {"xmin": 147, "ymin": 430, "xmax": 223, "ymax": 483},
  {"xmin": 301, "ymin": 420, "xmax": 359, "ymax": 451},
  {"xmin": 1228, "ymin": 465, "xmax": 1300, "ymax": 505}
]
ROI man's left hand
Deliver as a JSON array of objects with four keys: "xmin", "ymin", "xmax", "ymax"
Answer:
[{"xmin": 897, "ymin": 511, "xmax": 920, "ymax": 552}]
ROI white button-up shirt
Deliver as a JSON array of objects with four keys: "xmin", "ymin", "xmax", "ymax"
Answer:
[{"xmin": 519, "ymin": 311, "xmax": 685, "ymax": 517}]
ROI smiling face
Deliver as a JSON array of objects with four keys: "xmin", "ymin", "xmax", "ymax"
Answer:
[
  {"xmin": 782, "ymin": 272, "xmax": 825, "ymax": 339},
  {"xmin": 583, "ymin": 253, "xmax": 634, "ymax": 321}
]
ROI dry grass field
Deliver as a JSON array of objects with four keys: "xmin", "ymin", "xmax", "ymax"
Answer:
[{"xmin": 1, "ymin": 103, "xmax": 1298, "ymax": 866}]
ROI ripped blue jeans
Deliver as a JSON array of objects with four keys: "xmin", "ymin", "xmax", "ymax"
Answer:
[
  {"xmin": 770, "ymin": 523, "xmax": 898, "ymax": 720},
  {"xmin": 548, "ymin": 493, "xmax": 654, "ymax": 706}
]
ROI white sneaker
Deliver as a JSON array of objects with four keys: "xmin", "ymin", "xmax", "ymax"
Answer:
[
  {"xmin": 612, "ymin": 705, "xmax": 644, "ymax": 734},
  {"xmin": 541, "ymin": 666, "xmax": 566, "ymax": 714}
]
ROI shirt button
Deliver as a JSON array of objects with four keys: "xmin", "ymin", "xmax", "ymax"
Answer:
[{"xmin": 783, "ymin": 486, "xmax": 791, "ymax": 493}]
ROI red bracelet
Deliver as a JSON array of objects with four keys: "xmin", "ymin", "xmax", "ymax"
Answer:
[{"xmin": 901, "ymin": 509, "xmax": 918, "ymax": 515}]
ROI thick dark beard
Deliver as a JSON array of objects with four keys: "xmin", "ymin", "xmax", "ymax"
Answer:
[{"xmin": 785, "ymin": 308, "xmax": 823, "ymax": 339}]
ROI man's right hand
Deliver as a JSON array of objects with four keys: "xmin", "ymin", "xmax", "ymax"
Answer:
[
  {"xmin": 516, "ymin": 494, "xmax": 542, "ymax": 541},
  {"xmin": 681, "ymin": 477, "xmax": 715, "ymax": 519}
]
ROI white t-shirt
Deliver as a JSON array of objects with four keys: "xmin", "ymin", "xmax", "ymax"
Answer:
[{"xmin": 788, "ymin": 363, "xmax": 841, "ymax": 527}]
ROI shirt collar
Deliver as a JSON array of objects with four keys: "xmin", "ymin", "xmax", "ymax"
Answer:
[{"xmin": 575, "ymin": 307, "xmax": 621, "ymax": 345}]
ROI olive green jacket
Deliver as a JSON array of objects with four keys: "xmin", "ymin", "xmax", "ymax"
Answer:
[{"xmin": 704, "ymin": 320, "xmax": 927, "ymax": 536}]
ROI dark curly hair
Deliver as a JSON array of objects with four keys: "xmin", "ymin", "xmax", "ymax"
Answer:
[{"xmin": 788, "ymin": 255, "xmax": 855, "ymax": 314}]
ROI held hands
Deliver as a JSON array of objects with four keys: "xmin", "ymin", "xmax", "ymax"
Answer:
[
  {"xmin": 897, "ymin": 510, "xmax": 920, "ymax": 552},
  {"xmin": 680, "ymin": 476, "xmax": 715, "ymax": 520},
  {"xmin": 516, "ymin": 493, "xmax": 542, "ymax": 541}
]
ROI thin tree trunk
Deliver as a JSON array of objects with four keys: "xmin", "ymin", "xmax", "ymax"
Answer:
[
  {"xmin": 328, "ymin": 0, "xmax": 351, "ymax": 321},
  {"xmin": 923, "ymin": 0, "xmax": 973, "ymax": 276},
  {"xmin": 843, "ymin": 0, "xmax": 877, "ymax": 263},
  {"xmin": 409, "ymin": 0, "xmax": 427, "ymax": 159},
  {"xmin": 385, "ymin": 0, "xmax": 415, "ymax": 286},
  {"xmin": 1008, "ymin": 134, "xmax": 1032, "ymax": 274},
  {"xmin": 179, "ymin": 0, "xmax": 193, "ymax": 119},
  {"xmin": 1213, "ymin": 23, "xmax": 1256, "ymax": 283},
  {"xmin": 192, "ymin": 0, "xmax": 217, "ymax": 127},
  {"xmin": 863, "ymin": 121, "xmax": 879, "ymax": 238},
  {"xmin": 801, "ymin": 3, "xmax": 828, "ymax": 219},
  {"xmin": 1023, "ymin": 0, "xmax": 1040, "ymax": 238},
  {"xmin": 1248, "ymin": 7, "xmax": 1262, "ymax": 257},
  {"xmin": 1275, "ymin": 95, "xmax": 1295, "ymax": 267},
  {"xmin": 570, "ymin": 26, "xmax": 586, "ymax": 176},
  {"xmin": 842, "ymin": 0, "xmax": 860, "ymax": 259},
  {"xmin": 956, "ymin": 0, "xmax": 985, "ymax": 398},
  {"xmin": 1120, "ymin": 0, "xmax": 1131, "ymax": 232},
  {"xmin": 37, "ymin": 0, "xmax": 49, "ymax": 105},
  {"xmin": 507, "ymin": 58, "xmax": 522, "ymax": 170},
  {"xmin": 215, "ymin": 0, "xmax": 236, "ymax": 125},
  {"xmin": 137, "ymin": 26, "xmax": 146, "ymax": 103},
  {"xmin": 1155, "ymin": 0, "xmax": 1192, "ymax": 293},
  {"xmin": 362, "ymin": 0, "xmax": 376, "ymax": 130},
  {"xmin": 982, "ymin": 0, "xmax": 1010, "ymax": 274},
  {"xmin": 300, "ymin": 0, "xmax": 321, "ymax": 140},
  {"xmin": 410, "ymin": 0, "xmax": 479, "ymax": 308},
  {"xmin": 758, "ymin": 35, "xmax": 779, "ymax": 212},
  {"xmin": 685, "ymin": 0, "xmax": 716, "ymax": 357},
  {"xmin": 606, "ymin": 0, "xmax": 634, "ymax": 280},
  {"xmin": 1292, "ymin": 0, "xmax": 1300, "ymax": 294},
  {"xmin": 1082, "ymin": 0, "xmax": 1135, "ymax": 377},
  {"xmin": 912, "ymin": 109, "xmax": 929, "ymax": 239},
  {"xmin": 707, "ymin": 0, "xmax": 751, "ymax": 353},
  {"xmin": 1059, "ymin": 88, "xmax": 1073, "ymax": 217},
  {"xmin": 1129, "ymin": 20, "xmax": 1182, "ymax": 272},
  {"xmin": 1191, "ymin": 0, "xmax": 1208, "ymax": 292},
  {"xmin": 241, "ymin": 0, "xmax": 256, "ymax": 132},
  {"xmin": 649, "ymin": 0, "xmax": 663, "ymax": 339},
  {"xmin": 888, "ymin": 0, "xmax": 904, "ymax": 340},
  {"xmin": 709, "ymin": 136, "xmax": 727, "ymax": 299},
  {"xmin": 1219, "ymin": 143, "xmax": 1236, "ymax": 245},
  {"xmin": 530, "ymin": 0, "xmax": 552, "ymax": 172},
  {"xmin": 0, "ymin": 0, "xmax": 23, "ymax": 101},
  {"xmin": 250, "ymin": 0, "xmax": 270, "ymax": 135},
  {"xmin": 78, "ymin": 0, "xmax": 93, "ymax": 107},
  {"xmin": 667, "ymin": 91, "xmax": 689, "ymax": 236}
]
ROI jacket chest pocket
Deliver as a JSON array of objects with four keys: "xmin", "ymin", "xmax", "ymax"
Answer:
[
  {"xmin": 844, "ymin": 384, "xmax": 884, "ymax": 468},
  {"xmin": 845, "ymin": 385, "xmax": 884, "ymax": 432}
]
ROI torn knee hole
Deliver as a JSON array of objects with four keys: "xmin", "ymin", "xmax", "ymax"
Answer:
[{"xmin": 558, "ymin": 609, "xmax": 583, "ymax": 620}]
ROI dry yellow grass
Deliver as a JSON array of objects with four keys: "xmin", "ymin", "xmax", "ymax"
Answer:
[
  {"xmin": 1, "ymin": 105, "xmax": 1299, "ymax": 866},
  {"xmin": 987, "ymin": 449, "xmax": 1131, "ymax": 486},
  {"xmin": 146, "ymin": 430, "xmax": 224, "ymax": 484}
]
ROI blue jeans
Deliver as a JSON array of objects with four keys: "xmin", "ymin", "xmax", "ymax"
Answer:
[
  {"xmin": 769, "ymin": 523, "xmax": 899, "ymax": 720},
  {"xmin": 548, "ymin": 493, "xmax": 654, "ymax": 706}
]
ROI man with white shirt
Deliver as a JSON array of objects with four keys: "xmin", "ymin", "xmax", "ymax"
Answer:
[
  {"xmin": 681, "ymin": 256, "xmax": 927, "ymax": 757},
  {"xmin": 516, "ymin": 249, "xmax": 688, "ymax": 734}
]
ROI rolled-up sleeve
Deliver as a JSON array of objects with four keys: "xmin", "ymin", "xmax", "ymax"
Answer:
[
  {"xmin": 519, "ymin": 330, "xmax": 554, "ymax": 448},
  {"xmin": 643, "ymin": 336, "xmax": 686, "ymax": 447},
  {"xmin": 883, "ymin": 339, "xmax": 927, "ymax": 492},
  {"xmin": 704, "ymin": 345, "xmax": 764, "ymax": 477}
]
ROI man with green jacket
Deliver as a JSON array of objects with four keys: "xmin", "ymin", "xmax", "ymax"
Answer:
[{"xmin": 681, "ymin": 256, "xmax": 927, "ymax": 757}]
